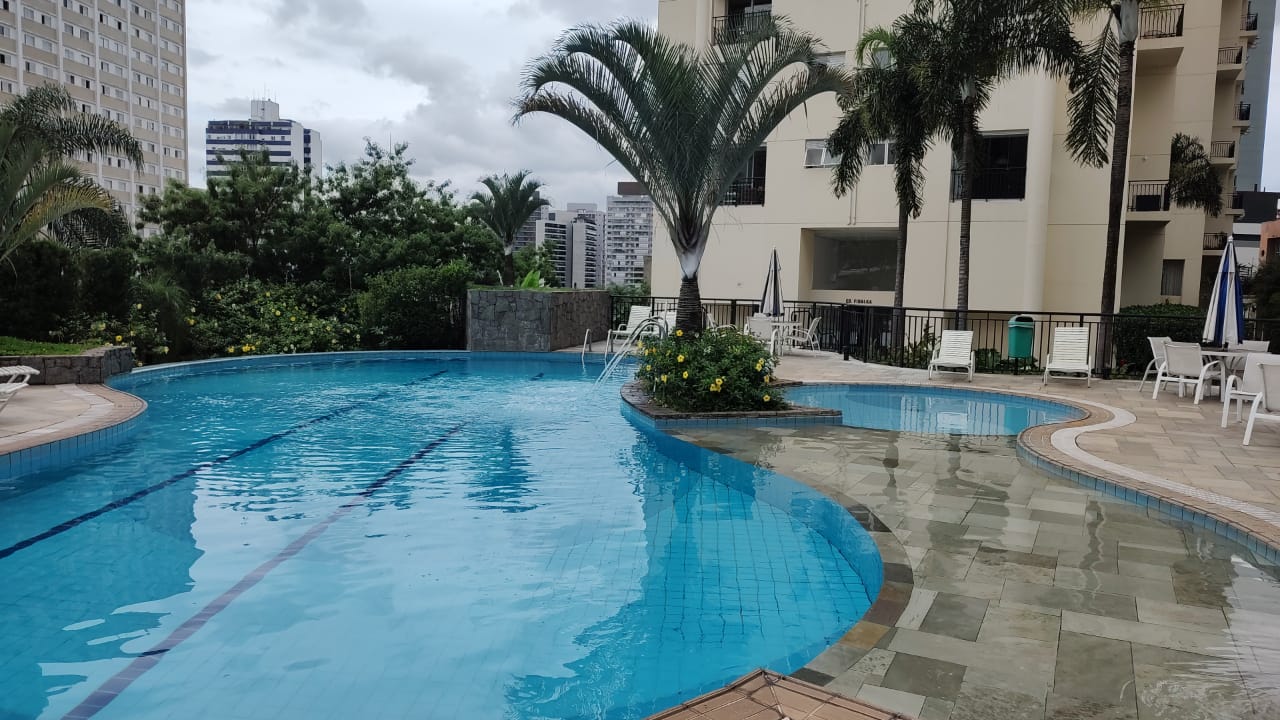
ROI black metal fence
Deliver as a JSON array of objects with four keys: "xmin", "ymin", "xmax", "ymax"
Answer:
[
  {"xmin": 1139, "ymin": 4, "xmax": 1184, "ymax": 38},
  {"xmin": 1128, "ymin": 181, "xmax": 1171, "ymax": 212},
  {"xmin": 1238, "ymin": 102, "xmax": 1253, "ymax": 121},
  {"xmin": 721, "ymin": 178, "xmax": 766, "ymax": 206},
  {"xmin": 712, "ymin": 12, "xmax": 772, "ymax": 45},
  {"xmin": 1243, "ymin": 11, "xmax": 1259, "ymax": 31},
  {"xmin": 1219, "ymin": 46, "xmax": 1244, "ymax": 65},
  {"xmin": 1204, "ymin": 233, "xmax": 1228, "ymax": 251},
  {"xmin": 611, "ymin": 296, "xmax": 1280, "ymax": 378},
  {"xmin": 950, "ymin": 167, "xmax": 1027, "ymax": 201}
]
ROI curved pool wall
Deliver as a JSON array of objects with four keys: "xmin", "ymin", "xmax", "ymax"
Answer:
[
  {"xmin": 786, "ymin": 383, "xmax": 1085, "ymax": 436},
  {"xmin": 0, "ymin": 351, "xmax": 882, "ymax": 720}
]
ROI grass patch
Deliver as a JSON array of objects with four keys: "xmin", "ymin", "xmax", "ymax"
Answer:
[{"xmin": 0, "ymin": 336, "xmax": 100, "ymax": 356}]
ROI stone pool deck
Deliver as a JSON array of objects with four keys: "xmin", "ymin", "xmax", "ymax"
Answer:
[{"xmin": 0, "ymin": 384, "xmax": 143, "ymax": 456}]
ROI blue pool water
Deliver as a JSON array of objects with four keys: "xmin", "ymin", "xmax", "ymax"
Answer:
[
  {"xmin": 787, "ymin": 384, "xmax": 1084, "ymax": 436},
  {"xmin": 0, "ymin": 356, "xmax": 880, "ymax": 720}
]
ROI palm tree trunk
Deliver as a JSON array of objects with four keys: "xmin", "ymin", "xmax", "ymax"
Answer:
[
  {"xmin": 1098, "ymin": 40, "xmax": 1136, "ymax": 375},
  {"xmin": 957, "ymin": 103, "xmax": 977, "ymax": 331},
  {"xmin": 676, "ymin": 274, "xmax": 704, "ymax": 334},
  {"xmin": 892, "ymin": 203, "xmax": 908, "ymax": 353},
  {"xmin": 503, "ymin": 244, "xmax": 516, "ymax": 286}
]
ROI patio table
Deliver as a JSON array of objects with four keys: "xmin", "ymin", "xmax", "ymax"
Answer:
[{"xmin": 1199, "ymin": 349, "xmax": 1251, "ymax": 398}]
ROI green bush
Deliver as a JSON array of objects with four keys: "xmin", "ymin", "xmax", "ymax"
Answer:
[
  {"xmin": 635, "ymin": 327, "xmax": 782, "ymax": 412},
  {"xmin": 1114, "ymin": 303, "xmax": 1204, "ymax": 376},
  {"xmin": 358, "ymin": 261, "xmax": 472, "ymax": 348},
  {"xmin": 75, "ymin": 247, "xmax": 136, "ymax": 321},
  {"xmin": 189, "ymin": 279, "xmax": 360, "ymax": 357},
  {"xmin": 0, "ymin": 240, "xmax": 76, "ymax": 340},
  {"xmin": 80, "ymin": 311, "xmax": 173, "ymax": 365}
]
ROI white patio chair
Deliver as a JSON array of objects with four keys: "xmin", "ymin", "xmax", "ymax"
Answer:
[
  {"xmin": 784, "ymin": 317, "xmax": 821, "ymax": 351},
  {"xmin": 1138, "ymin": 336, "xmax": 1172, "ymax": 392},
  {"xmin": 1243, "ymin": 363, "xmax": 1280, "ymax": 445},
  {"xmin": 607, "ymin": 305, "xmax": 654, "ymax": 353},
  {"xmin": 1042, "ymin": 327, "xmax": 1093, "ymax": 387},
  {"xmin": 928, "ymin": 330, "xmax": 975, "ymax": 382},
  {"xmin": 1226, "ymin": 340, "xmax": 1270, "ymax": 373},
  {"xmin": 1221, "ymin": 353, "xmax": 1280, "ymax": 426},
  {"xmin": 1152, "ymin": 341, "xmax": 1221, "ymax": 404},
  {"xmin": 746, "ymin": 314, "xmax": 779, "ymax": 355},
  {"xmin": 659, "ymin": 310, "xmax": 677, "ymax": 335}
]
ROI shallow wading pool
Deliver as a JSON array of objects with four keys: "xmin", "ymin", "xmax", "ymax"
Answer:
[{"xmin": 0, "ymin": 355, "xmax": 881, "ymax": 720}]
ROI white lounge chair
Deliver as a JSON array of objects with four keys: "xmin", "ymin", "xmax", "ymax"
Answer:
[
  {"xmin": 607, "ymin": 305, "xmax": 654, "ymax": 353},
  {"xmin": 1222, "ymin": 353, "xmax": 1280, "ymax": 426},
  {"xmin": 1138, "ymin": 336, "xmax": 1172, "ymax": 392},
  {"xmin": 746, "ymin": 314, "xmax": 779, "ymax": 356},
  {"xmin": 785, "ymin": 317, "xmax": 821, "ymax": 351},
  {"xmin": 1042, "ymin": 327, "xmax": 1093, "ymax": 387},
  {"xmin": 928, "ymin": 330, "xmax": 975, "ymax": 382},
  {"xmin": 659, "ymin": 310, "xmax": 677, "ymax": 335},
  {"xmin": 1244, "ymin": 363, "xmax": 1280, "ymax": 445},
  {"xmin": 1152, "ymin": 342, "xmax": 1221, "ymax": 404},
  {"xmin": 0, "ymin": 365, "xmax": 38, "ymax": 416}
]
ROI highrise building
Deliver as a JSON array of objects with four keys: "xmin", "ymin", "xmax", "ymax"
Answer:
[
  {"xmin": 1236, "ymin": 1, "xmax": 1271, "ymax": 192},
  {"xmin": 606, "ymin": 181, "xmax": 655, "ymax": 287},
  {"xmin": 653, "ymin": 1, "xmax": 1262, "ymax": 312},
  {"xmin": 535, "ymin": 205, "xmax": 604, "ymax": 288},
  {"xmin": 205, "ymin": 99, "xmax": 321, "ymax": 179},
  {"xmin": 0, "ymin": 0, "xmax": 190, "ymax": 222}
]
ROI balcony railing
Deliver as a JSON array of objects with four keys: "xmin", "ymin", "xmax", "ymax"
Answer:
[
  {"xmin": 1243, "ymin": 12, "xmax": 1259, "ymax": 32},
  {"xmin": 1211, "ymin": 140, "xmax": 1237, "ymax": 159},
  {"xmin": 721, "ymin": 178, "xmax": 765, "ymax": 206},
  {"xmin": 711, "ymin": 12, "xmax": 772, "ymax": 45},
  {"xmin": 1219, "ymin": 46, "xmax": 1244, "ymax": 65},
  {"xmin": 1238, "ymin": 102, "xmax": 1253, "ymax": 121},
  {"xmin": 1204, "ymin": 232, "xmax": 1229, "ymax": 251},
  {"xmin": 1230, "ymin": 191, "xmax": 1245, "ymax": 210},
  {"xmin": 1139, "ymin": 4, "xmax": 1185, "ymax": 39},
  {"xmin": 950, "ymin": 167, "xmax": 1027, "ymax": 201},
  {"xmin": 1128, "ymin": 181, "xmax": 1171, "ymax": 212}
]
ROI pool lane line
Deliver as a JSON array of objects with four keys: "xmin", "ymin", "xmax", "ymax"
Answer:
[
  {"xmin": 0, "ymin": 370, "xmax": 450, "ymax": 562},
  {"xmin": 61, "ymin": 423, "xmax": 467, "ymax": 720}
]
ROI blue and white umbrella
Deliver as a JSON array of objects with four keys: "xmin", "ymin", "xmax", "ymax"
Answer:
[
  {"xmin": 1203, "ymin": 234, "xmax": 1245, "ymax": 347},
  {"xmin": 760, "ymin": 248, "xmax": 784, "ymax": 317}
]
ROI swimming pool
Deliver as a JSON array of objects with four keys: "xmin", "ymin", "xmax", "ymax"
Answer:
[
  {"xmin": 786, "ymin": 384, "xmax": 1084, "ymax": 435},
  {"xmin": 0, "ymin": 355, "xmax": 881, "ymax": 720}
]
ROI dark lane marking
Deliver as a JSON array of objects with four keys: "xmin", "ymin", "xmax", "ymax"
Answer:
[
  {"xmin": 62, "ymin": 424, "xmax": 466, "ymax": 720},
  {"xmin": 531, "ymin": 372, "xmax": 544, "ymax": 380},
  {"xmin": 0, "ymin": 370, "xmax": 449, "ymax": 561}
]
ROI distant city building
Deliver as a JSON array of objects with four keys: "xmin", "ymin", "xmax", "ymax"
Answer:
[
  {"xmin": 535, "ymin": 204, "xmax": 604, "ymax": 288},
  {"xmin": 205, "ymin": 100, "xmax": 322, "ymax": 178},
  {"xmin": 1237, "ymin": 1, "xmax": 1273, "ymax": 192},
  {"xmin": 605, "ymin": 181, "xmax": 655, "ymax": 287},
  {"xmin": 1232, "ymin": 190, "xmax": 1280, "ymax": 271}
]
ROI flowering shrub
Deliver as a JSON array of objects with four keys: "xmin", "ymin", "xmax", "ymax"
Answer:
[
  {"xmin": 81, "ymin": 309, "xmax": 172, "ymax": 365},
  {"xmin": 635, "ymin": 327, "xmax": 782, "ymax": 412},
  {"xmin": 189, "ymin": 279, "xmax": 360, "ymax": 357}
]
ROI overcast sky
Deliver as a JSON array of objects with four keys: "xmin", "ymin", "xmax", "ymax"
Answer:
[{"xmin": 186, "ymin": 0, "xmax": 1280, "ymax": 207}]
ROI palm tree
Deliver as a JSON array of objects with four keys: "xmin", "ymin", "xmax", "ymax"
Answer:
[
  {"xmin": 827, "ymin": 27, "xmax": 934, "ymax": 347},
  {"xmin": 515, "ymin": 19, "xmax": 846, "ymax": 333},
  {"xmin": 0, "ymin": 85, "xmax": 141, "ymax": 264},
  {"xmin": 470, "ymin": 171, "xmax": 549, "ymax": 285},
  {"xmin": 900, "ymin": 0, "xmax": 1086, "ymax": 328},
  {"xmin": 1168, "ymin": 133, "xmax": 1223, "ymax": 217}
]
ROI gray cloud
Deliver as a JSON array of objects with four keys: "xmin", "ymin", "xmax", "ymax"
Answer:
[
  {"xmin": 269, "ymin": 0, "xmax": 369, "ymax": 27},
  {"xmin": 508, "ymin": 0, "xmax": 655, "ymax": 23}
]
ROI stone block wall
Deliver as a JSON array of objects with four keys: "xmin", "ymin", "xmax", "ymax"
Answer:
[
  {"xmin": 0, "ymin": 346, "xmax": 133, "ymax": 384},
  {"xmin": 467, "ymin": 289, "xmax": 612, "ymax": 352}
]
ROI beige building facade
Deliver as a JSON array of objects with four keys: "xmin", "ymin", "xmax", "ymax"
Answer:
[
  {"xmin": 652, "ymin": 0, "xmax": 1259, "ymax": 313},
  {"xmin": 0, "ymin": 0, "xmax": 189, "ymax": 224}
]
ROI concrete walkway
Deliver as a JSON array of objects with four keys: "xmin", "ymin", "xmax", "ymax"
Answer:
[{"xmin": 0, "ymin": 384, "xmax": 143, "ymax": 456}]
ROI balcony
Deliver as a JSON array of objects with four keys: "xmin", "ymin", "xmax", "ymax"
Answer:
[
  {"xmin": 1227, "ymin": 191, "xmax": 1245, "ymax": 215},
  {"xmin": 949, "ymin": 167, "xmax": 1027, "ymax": 201},
  {"xmin": 1127, "ymin": 181, "xmax": 1171, "ymax": 222},
  {"xmin": 721, "ymin": 178, "xmax": 765, "ymax": 206},
  {"xmin": 1236, "ymin": 102, "xmax": 1253, "ymax": 127},
  {"xmin": 1243, "ymin": 11, "xmax": 1260, "ymax": 34},
  {"xmin": 1139, "ymin": 4, "xmax": 1184, "ymax": 39},
  {"xmin": 711, "ymin": 12, "xmax": 772, "ymax": 45},
  {"xmin": 1210, "ymin": 140, "xmax": 1237, "ymax": 164},
  {"xmin": 1204, "ymin": 232, "xmax": 1229, "ymax": 251},
  {"xmin": 1219, "ymin": 46, "xmax": 1244, "ymax": 79}
]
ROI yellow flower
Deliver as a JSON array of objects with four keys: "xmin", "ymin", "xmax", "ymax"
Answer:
[
  {"xmin": 214, "ymin": 293, "xmax": 222, "ymax": 301},
  {"xmin": 226, "ymin": 346, "xmax": 235, "ymax": 353},
  {"xmin": 135, "ymin": 303, "xmax": 142, "ymax": 310},
  {"xmin": 187, "ymin": 317, "xmax": 196, "ymax": 326},
  {"xmin": 675, "ymin": 329, "xmax": 683, "ymax": 337},
  {"xmin": 265, "ymin": 292, "xmax": 271, "ymax": 298},
  {"xmin": 290, "ymin": 316, "xmax": 297, "ymax": 322},
  {"xmin": 677, "ymin": 354, "xmax": 685, "ymax": 363},
  {"xmin": 660, "ymin": 374, "xmax": 668, "ymax": 383},
  {"xmin": 114, "ymin": 335, "xmax": 123, "ymax": 342},
  {"xmin": 682, "ymin": 371, "xmax": 689, "ymax": 379},
  {"xmin": 764, "ymin": 375, "xmax": 771, "ymax": 383},
  {"xmin": 763, "ymin": 394, "xmax": 771, "ymax": 402},
  {"xmin": 241, "ymin": 344, "xmax": 251, "ymax": 352},
  {"xmin": 645, "ymin": 364, "xmax": 652, "ymax": 371},
  {"xmin": 636, "ymin": 341, "xmax": 644, "ymax": 349},
  {"xmin": 160, "ymin": 346, "xmax": 169, "ymax": 355},
  {"xmin": 709, "ymin": 383, "xmax": 718, "ymax": 392}
]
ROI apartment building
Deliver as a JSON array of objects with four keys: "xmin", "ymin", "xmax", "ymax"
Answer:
[
  {"xmin": 652, "ymin": 0, "xmax": 1263, "ymax": 314},
  {"xmin": 532, "ymin": 205, "xmax": 605, "ymax": 288},
  {"xmin": 606, "ymin": 181, "xmax": 655, "ymax": 287},
  {"xmin": 0, "ymin": 0, "xmax": 189, "ymax": 222},
  {"xmin": 1237, "ymin": 1, "xmax": 1270, "ymax": 192},
  {"xmin": 206, "ymin": 99, "xmax": 322, "ymax": 179}
]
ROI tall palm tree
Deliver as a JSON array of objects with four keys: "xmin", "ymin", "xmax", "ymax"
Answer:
[
  {"xmin": 470, "ymin": 171, "xmax": 549, "ymax": 285},
  {"xmin": 1065, "ymin": 1, "xmax": 1178, "ymax": 316},
  {"xmin": 827, "ymin": 27, "xmax": 934, "ymax": 346},
  {"xmin": 1168, "ymin": 133, "xmax": 1223, "ymax": 217},
  {"xmin": 515, "ymin": 19, "xmax": 846, "ymax": 333},
  {"xmin": 0, "ymin": 85, "xmax": 141, "ymax": 263},
  {"xmin": 901, "ymin": 0, "xmax": 1087, "ymax": 328}
]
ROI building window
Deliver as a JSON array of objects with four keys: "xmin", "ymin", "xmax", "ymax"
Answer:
[
  {"xmin": 812, "ymin": 233, "xmax": 896, "ymax": 291},
  {"xmin": 867, "ymin": 140, "xmax": 896, "ymax": 166},
  {"xmin": 723, "ymin": 146, "xmax": 767, "ymax": 205},
  {"xmin": 1161, "ymin": 259, "xmax": 1184, "ymax": 296},
  {"xmin": 804, "ymin": 139, "xmax": 840, "ymax": 168},
  {"xmin": 951, "ymin": 132, "xmax": 1029, "ymax": 200},
  {"xmin": 814, "ymin": 51, "xmax": 845, "ymax": 67}
]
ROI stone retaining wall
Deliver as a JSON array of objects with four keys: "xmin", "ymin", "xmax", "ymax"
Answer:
[
  {"xmin": 0, "ymin": 346, "xmax": 133, "ymax": 384},
  {"xmin": 467, "ymin": 289, "xmax": 612, "ymax": 352}
]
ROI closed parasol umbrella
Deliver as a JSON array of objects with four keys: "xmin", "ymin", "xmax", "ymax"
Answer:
[
  {"xmin": 1203, "ymin": 234, "xmax": 1245, "ymax": 348},
  {"xmin": 760, "ymin": 249, "xmax": 783, "ymax": 318}
]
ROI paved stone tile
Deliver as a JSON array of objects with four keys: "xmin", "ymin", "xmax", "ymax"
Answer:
[
  {"xmin": 918, "ymin": 592, "xmax": 988, "ymax": 641},
  {"xmin": 887, "ymin": 628, "xmax": 1056, "ymax": 683},
  {"xmin": 1053, "ymin": 631, "xmax": 1137, "ymax": 707},
  {"xmin": 1044, "ymin": 695, "xmax": 1139, "ymax": 720},
  {"xmin": 977, "ymin": 604, "xmax": 1061, "ymax": 644},
  {"xmin": 847, "ymin": 648, "xmax": 896, "ymax": 677},
  {"xmin": 950, "ymin": 684, "xmax": 1045, "ymax": 720},
  {"xmin": 808, "ymin": 642, "xmax": 868, "ymax": 678},
  {"xmin": 854, "ymin": 685, "xmax": 925, "ymax": 717},
  {"xmin": 1061, "ymin": 611, "xmax": 1238, "ymax": 659},
  {"xmin": 1054, "ymin": 567, "xmax": 1177, "ymax": 603},
  {"xmin": 1133, "ymin": 662, "xmax": 1256, "ymax": 720},
  {"xmin": 915, "ymin": 550, "xmax": 974, "ymax": 580},
  {"xmin": 880, "ymin": 653, "xmax": 965, "ymax": 702},
  {"xmin": 895, "ymin": 588, "xmax": 936, "ymax": 631},
  {"xmin": 1002, "ymin": 580, "xmax": 1138, "ymax": 621},
  {"xmin": 1135, "ymin": 598, "xmax": 1228, "ymax": 633}
]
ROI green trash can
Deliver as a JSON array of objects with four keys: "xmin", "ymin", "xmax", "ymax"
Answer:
[{"xmin": 1008, "ymin": 315, "xmax": 1035, "ymax": 359}]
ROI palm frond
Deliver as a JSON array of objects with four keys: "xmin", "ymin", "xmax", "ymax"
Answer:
[{"xmin": 1066, "ymin": 25, "xmax": 1119, "ymax": 168}]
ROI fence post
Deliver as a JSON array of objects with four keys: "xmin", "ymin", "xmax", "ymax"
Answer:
[
  {"xmin": 729, "ymin": 299, "xmax": 738, "ymax": 330},
  {"xmin": 841, "ymin": 304, "xmax": 851, "ymax": 360}
]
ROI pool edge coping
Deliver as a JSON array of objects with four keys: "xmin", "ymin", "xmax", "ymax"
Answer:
[{"xmin": 0, "ymin": 384, "xmax": 146, "ymax": 479}]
